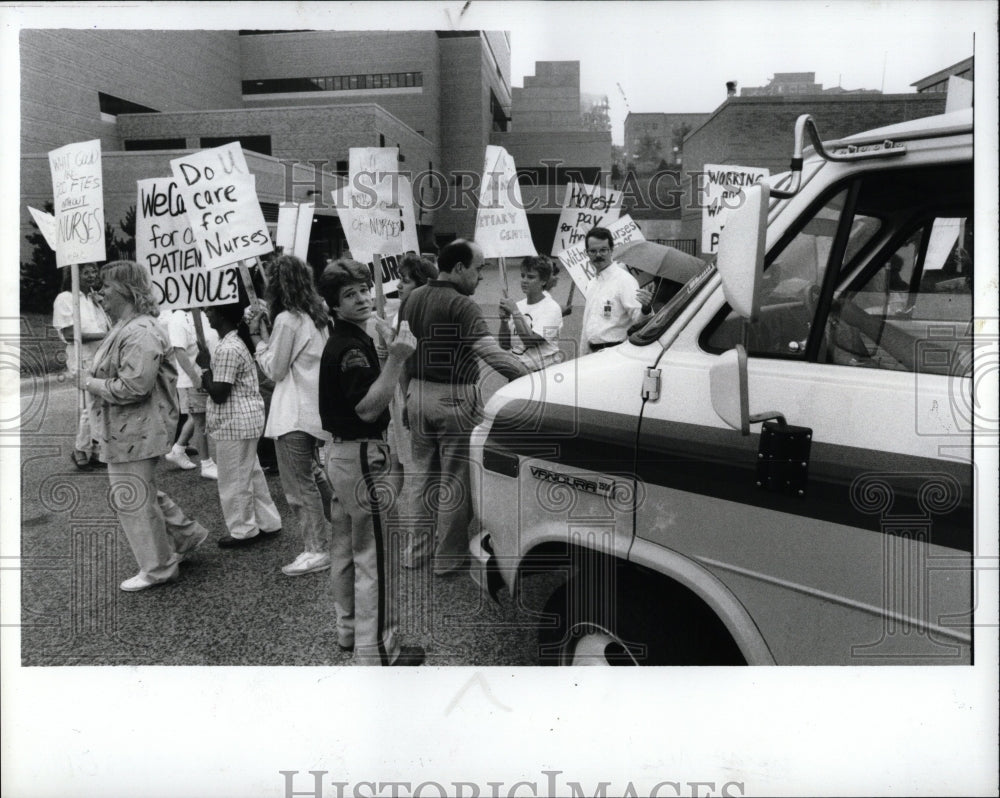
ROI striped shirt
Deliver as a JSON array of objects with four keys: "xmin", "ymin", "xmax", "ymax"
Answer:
[{"xmin": 206, "ymin": 331, "xmax": 265, "ymax": 440}]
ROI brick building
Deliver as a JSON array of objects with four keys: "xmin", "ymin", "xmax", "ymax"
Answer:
[
  {"xmin": 678, "ymin": 92, "xmax": 949, "ymax": 253},
  {"xmin": 21, "ymin": 30, "xmax": 605, "ymax": 268}
]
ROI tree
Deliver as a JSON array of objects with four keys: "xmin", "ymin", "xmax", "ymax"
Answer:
[
  {"xmin": 633, "ymin": 135, "xmax": 663, "ymax": 173},
  {"xmin": 19, "ymin": 202, "xmax": 60, "ymax": 314},
  {"xmin": 670, "ymin": 122, "xmax": 692, "ymax": 164},
  {"xmin": 19, "ymin": 204, "xmax": 137, "ymax": 313}
]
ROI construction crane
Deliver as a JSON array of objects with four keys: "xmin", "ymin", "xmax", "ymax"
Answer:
[{"xmin": 616, "ymin": 82, "xmax": 631, "ymax": 114}]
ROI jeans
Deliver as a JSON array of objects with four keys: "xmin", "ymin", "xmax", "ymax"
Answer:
[{"xmin": 275, "ymin": 431, "xmax": 333, "ymax": 554}]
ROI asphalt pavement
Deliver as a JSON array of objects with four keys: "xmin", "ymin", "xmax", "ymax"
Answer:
[{"xmin": 15, "ymin": 262, "xmax": 579, "ymax": 666}]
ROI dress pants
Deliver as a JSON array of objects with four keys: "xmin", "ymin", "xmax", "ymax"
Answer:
[
  {"xmin": 403, "ymin": 379, "xmax": 482, "ymax": 574},
  {"xmin": 213, "ymin": 436, "xmax": 282, "ymax": 539},
  {"xmin": 275, "ymin": 431, "xmax": 333, "ymax": 554},
  {"xmin": 74, "ymin": 387, "xmax": 95, "ymax": 454},
  {"xmin": 326, "ymin": 439, "xmax": 401, "ymax": 665},
  {"xmin": 106, "ymin": 457, "xmax": 207, "ymax": 582}
]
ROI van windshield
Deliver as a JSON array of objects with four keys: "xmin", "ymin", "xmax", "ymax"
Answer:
[{"xmin": 628, "ymin": 262, "xmax": 716, "ymax": 345}]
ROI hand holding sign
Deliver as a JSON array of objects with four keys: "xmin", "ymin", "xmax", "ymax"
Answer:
[{"xmin": 388, "ymin": 320, "xmax": 417, "ymax": 361}]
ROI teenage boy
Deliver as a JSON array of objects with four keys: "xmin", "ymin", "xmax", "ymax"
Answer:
[{"xmin": 317, "ymin": 259, "xmax": 425, "ymax": 666}]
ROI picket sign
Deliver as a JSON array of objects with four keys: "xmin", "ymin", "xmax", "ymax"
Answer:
[
  {"xmin": 169, "ymin": 143, "xmax": 273, "ymax": 270},
  {"xmin": 474, "ymin": 145, "xmax": 536, "ymax": 259},
  {"xmin": 551, "ymin": 178, "xmax": 623, "ymax": 257},
  {"xmin": 27, "ymin": 206, "xmax": 58, "ymax": 251},
  {"xmin": 700, "ymin": 164, "xmax": 770, "ymax": 256},
  {"xmin": 135, "ymin": 176, "xmax": 243, "ymax": 312},
  {"xmin": 557, "ymin": 214, "xmax": 645, "ymax": 293},
  {"xmin": 276, "ymin": 202, "xmax": 315, "ymax": 260},
  {"xmin": 49, "ymin": 139, "xmax": 108, "ymax": 390},
  {"xmin": 337, "ymin": 148, "xmax": 420, "ymax": 292}
]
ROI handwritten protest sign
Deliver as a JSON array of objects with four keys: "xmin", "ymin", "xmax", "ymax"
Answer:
[
  {"xmin": 135, "ymin": 178, "xmax": 241, "ymax": 311},
  {"xmin": 475, "ymin": 146, "xmax": 536, "ymax": 259},
  {"xmin": 170, "ymin": 142, "xmax": 273, "ymax": 269},
  {"xmin": 48, "ymin": 139, "xmax": 106, "ymax": 267},
  {"xmin": 27, "ymin": 206, "xmax": 58, "ymax": 252},
  {"xmin": 557, "ymin": 214, "xmax": 645, "ymax": 293},
  {"xmin": 333, "ymin": 148, "xmax": 419, "ymax": 289},
  {"xmin": 276, "ymin": 203, "xmax": 315, "ymax": 261},
  {"xmin": 701, "ymin": 164, "xmax": 769, "ymax": 256},
  {"xmin": 551, "ymin": 181, "xmax": 622, "ymax": 256}
]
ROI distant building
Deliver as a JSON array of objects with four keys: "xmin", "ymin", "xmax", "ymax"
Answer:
[
  {"xmin": 19, "ymin": 29, "xmax": 519, "ymax": 266},
  {"xmin": 624, "ymin": 112, "xmax": 710, "ymax": 166},
  {"xmin": 494, "ymin": 61, "xmax": 612, "ymax": 254},
  {"xmin": 741, "ymin": 72, "xmax": 824, "ymax": 96},
  {"xmin": 741, "ymin": 71, "xmax": 880, "ymax": 97},
  {"xmin": 911, "ymin": 57, "xmax": 974, "ymax": 93},
  {"xmin": 679, "ymin": 92, "xmax": 948, "ymax": 253}
]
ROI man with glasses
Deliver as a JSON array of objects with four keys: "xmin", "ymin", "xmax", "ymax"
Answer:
[{"xmin": 579, "ymin": 227, "xmax": 654, "ymax": 355}]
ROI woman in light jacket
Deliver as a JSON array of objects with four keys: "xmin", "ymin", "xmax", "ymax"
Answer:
[
  {"xmin": 84, "ymin": 261, "xmax": 208, "ymax": 592},
  {"xmin": 247, "ymin": 255, "xmax": 334, "ymax": 576}
]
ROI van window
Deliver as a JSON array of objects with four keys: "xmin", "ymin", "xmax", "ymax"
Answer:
[
  {"xmin": 822, "ymin": 215, "xmax": 973, "ymax": 374},
  {"xmin": 705, "ymin": 189, "xmax": 880, "ymax": 356},
  {"xmin": 703, "ymin": 164, "xmax": 973, "ymax": 376}
]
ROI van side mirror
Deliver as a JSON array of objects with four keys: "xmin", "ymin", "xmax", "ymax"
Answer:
[
  {"xmin": 710, "ymin": 342, "xmax": 787, "ymax": 435},
  {"xmin": 710, "ymin": 345, "xmax": 750, "ymax": 434},
  {"xmin": 716, "ymin": 182, "xmax": 769, "ymax": 321}
]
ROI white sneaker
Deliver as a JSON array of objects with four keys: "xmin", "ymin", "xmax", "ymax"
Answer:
[
  {"xmin": 120, "ymin": 572, "xmax": 177, "ymax": 592},
  {"xmin": 200, "ymin": 458, "xmax": 218, "ymax": 480},
  {"xmin": 281, "ymin": 551, "xmax": 331, "ymax": 576},
  {"xmin": 165, "ymin": 444, "xmax": 197, "ymax": 470}
]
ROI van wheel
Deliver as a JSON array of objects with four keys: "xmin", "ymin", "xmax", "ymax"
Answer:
[
  {"xmin": 537, "ymin": 576, "xmax": 657, "ymax": 665},
  {"xmin": 537, "ymin": 574, "xmax": 746, "ymax": 666}
]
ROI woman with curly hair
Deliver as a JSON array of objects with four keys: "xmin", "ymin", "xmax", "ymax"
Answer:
[
  {"xmin": 246, "ymin": 255, "xmax": 334, "ymax": 576},
  {"xmin": 84, "ymin": 261, "xmax": 208, "ymax": 591}
]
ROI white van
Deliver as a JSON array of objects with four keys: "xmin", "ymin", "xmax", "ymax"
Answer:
[{"xmin": 469, "ymin": 109, "xmax": 976, "ymax": 665}]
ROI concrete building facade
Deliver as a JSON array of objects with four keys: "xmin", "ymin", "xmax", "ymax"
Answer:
[
  {"xmin": 492, "ymin": 61, "xmax": 612, "ymax": 254},
  {"xmin": 18, "ymin": 29, "xmax": 531, "ymax": 267}
]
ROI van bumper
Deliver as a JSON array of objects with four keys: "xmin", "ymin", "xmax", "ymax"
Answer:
[{"xmin": 469, "ymin": 531, "xmax": 506, "ymax": 604}]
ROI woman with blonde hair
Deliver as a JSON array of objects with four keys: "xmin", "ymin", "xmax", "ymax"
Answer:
[
  {"xmin": 246, "ymin": 255, "xmax": 334, "ymax": 576},
  {"xmin": 84, "ymin": 261, "xmax": 208, "ymax": 591}
]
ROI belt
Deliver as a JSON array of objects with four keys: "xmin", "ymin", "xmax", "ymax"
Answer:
[
  {"xmin": 330, "ymin": 433, "xmax": 387, "ymax": 444},
  {"xmin": 588, "ymin": 340, "xmax": 623, "ymax": 352}
]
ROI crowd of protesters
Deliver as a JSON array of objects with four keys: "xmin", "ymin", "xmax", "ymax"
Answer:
[{"xmin": 60, "ymin": 227, "xmax": 650, "ymax": 666}]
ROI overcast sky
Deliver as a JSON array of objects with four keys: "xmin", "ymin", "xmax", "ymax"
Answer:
[
  {"xmin": 2, "ymin": 1, "xmax": 991, "ymax": 145},
  {"xmin": 501, "ymin": 1, "xmax": 984, "ymax": 142}
]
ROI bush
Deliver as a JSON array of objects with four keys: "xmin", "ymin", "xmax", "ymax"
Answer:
[{"xmin": 19, "ymin": 204, "xmax": 136, "ymax": 313}]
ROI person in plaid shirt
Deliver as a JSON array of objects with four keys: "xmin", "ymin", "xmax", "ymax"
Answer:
[{"xmin": 198, "ymin": 303, "xmax": 282, "ymax": 548}]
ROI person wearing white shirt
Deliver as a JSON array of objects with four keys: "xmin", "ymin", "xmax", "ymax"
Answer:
[
  {"xmin": 52, "ymin": 262, "xmax": 112, "ymax": 469},
  {"xmin": 247, "ymin": 255, "xmax": 334, "ymax": 577},
  {"xmin": 165, "ymin": 309, "xmax": 219, "ymax": 477},
  {"xmin": 498, "ymin": 255, "xmax": 565, "ymax": 371},
  {"xmin": 579, "ymin": 227, "xmax": 654, "ymax": 355}
]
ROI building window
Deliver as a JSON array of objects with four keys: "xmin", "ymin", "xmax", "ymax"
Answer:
[
  {"xmin": 199, "ymin": 135, "xmax": 272, "ymax": 156},
  {"xmin": 516, "ymin": 165, "xmax": 601, "ymax": 187},
  {"xmin": 242, "ymin": 72, "xmax": 424, "ymax": 95},
  {"xmin": 124, "ymin": 138, "xmax": 186, "ymax": 151},
  {"xmin": 379, "ymin": 134, "xmax": 386, "ymax": 147},
  {"xmin": 98, "ymin": 91, "xmax": 158, "ymax": 117}
]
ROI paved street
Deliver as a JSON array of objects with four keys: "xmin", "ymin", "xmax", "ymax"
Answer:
[{"xmin": 15, "ymin": 263, "xmax": 579, "ymax": 667}]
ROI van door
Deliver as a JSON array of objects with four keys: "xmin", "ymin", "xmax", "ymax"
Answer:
[{"xmin": 633, "ymin": 163, "xmax": 974, "ymax": 664}]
